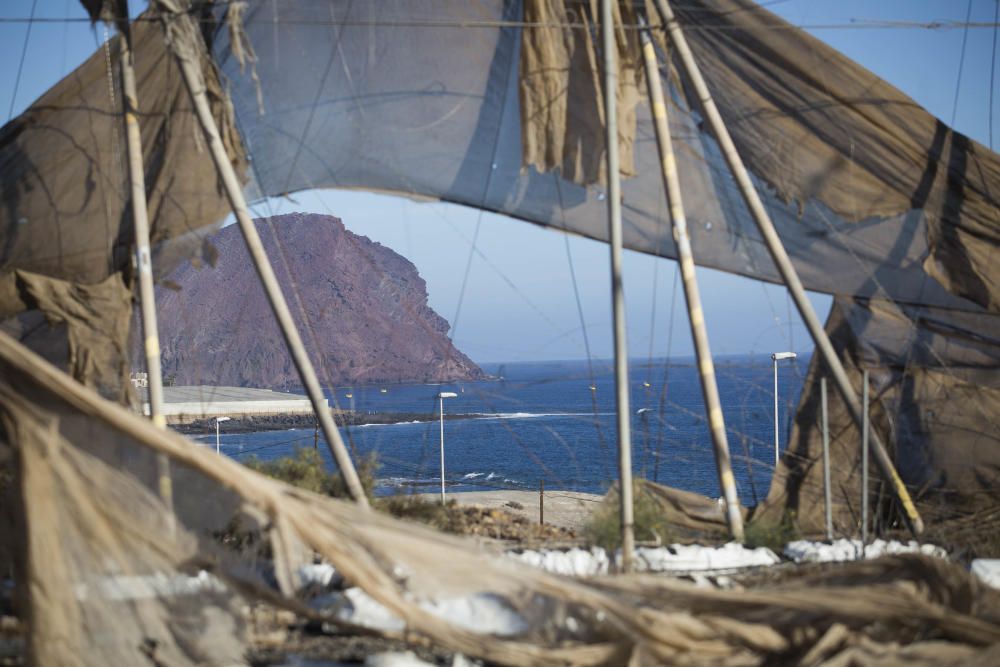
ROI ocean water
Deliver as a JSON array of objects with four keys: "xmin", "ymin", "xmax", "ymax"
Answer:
[{"xmin": 196, "ymin": 355, "xmax": 807, "ymax": 503}]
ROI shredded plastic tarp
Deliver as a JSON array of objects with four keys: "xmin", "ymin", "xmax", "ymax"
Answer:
[
  {"xmin": 0, "ymin": 9, "xmax": 246, "ymax": 400},
  {"xmin": 213, "ymin": 0, "xmax": 998, "ymax": 313},
  {"xmin": 756, "ymin": 295, "xmax": 1000, "ymax": 536}
]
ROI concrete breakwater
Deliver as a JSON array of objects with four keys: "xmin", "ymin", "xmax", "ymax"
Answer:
[{"xmin": 172, "ymin": 409, "xmax": 469, "ymax": 435}]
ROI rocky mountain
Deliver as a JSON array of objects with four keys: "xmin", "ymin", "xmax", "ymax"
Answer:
[{"xmin": 142, "ymin": 213, "xmax": 485, "ymax": 389}]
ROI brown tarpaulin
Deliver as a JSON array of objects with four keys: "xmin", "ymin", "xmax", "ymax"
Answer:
[
  {"xmin": 671, "ymin": 0, "xmax": 1000, "ymax": 312},
  {"xmin": 520, "ymin": 0, "xmax": 646, "ymax": 186},
  {"xmin": 0, "ymin": 14, "xmax": 246, "ymax": 399},
  {"xmin": 519, "ymin": 0, "xmax": 1000, "ymax": 311},
  {"xmin": 756, "ymin": 296, "xmax": 1000, "ymax": 539}
]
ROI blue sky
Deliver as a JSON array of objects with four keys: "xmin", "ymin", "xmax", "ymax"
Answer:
[{"xmin": 2, "ymin": 1, "xmax": 997, "ymax": 364}]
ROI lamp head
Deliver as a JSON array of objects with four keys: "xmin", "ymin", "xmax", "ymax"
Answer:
[{"xmin": 771, "ymin": 351, "xmax": 797, "ymax": 361}]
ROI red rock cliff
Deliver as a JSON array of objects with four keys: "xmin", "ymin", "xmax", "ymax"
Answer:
[{"xmin": 143, "ymin": 213, "xmax": 485, "ymax": 389}]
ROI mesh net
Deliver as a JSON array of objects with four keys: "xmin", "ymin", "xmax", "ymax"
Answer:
[
  {"xmin": 213, "ymin": 0, "xmax": 998, "ymax": 313},
  {"xmin": 4, "ymin": 330, "xmax": 1000, "ymax": 666}
]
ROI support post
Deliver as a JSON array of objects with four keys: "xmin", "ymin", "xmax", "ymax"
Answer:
[
  {"xmin": 119, "ymin": 17, "xmax": 172, "ymax": 512},
  {"xmin": 773, "ymin": 357, "xmax": 780, "ymax": 468},
  {"xmin": 821, "ymin": 377, "xmax": 833, "ymax": 541},
  {"xmin": 862, "ymin": 370, "xmax": 870, "ymax": 546},
  {"xmin": 167, "ymin": 14, "xmax": 368, "ymax": 507},
  {"xmin": 639, "ymin": 21, "xmax": 743, "ymax": 540},
  {"xmin": 439, "ymin": 395, "xmax": 446, "ymax": 505},
  {"xmin": 539, "ymin": 479, "xmax": 545, "ymax": 525},
  {"xmin": 601, "ymin": 0, "xmax": 636, "ymax": 572},
  {"xmin": 653, "ymin": 0, "xmax": 923, "ymax": 534}
]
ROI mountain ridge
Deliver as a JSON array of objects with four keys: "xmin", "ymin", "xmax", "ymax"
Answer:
[{"xmin": 141, "ymin": 212, "xmax": 485, "ymax": 389}]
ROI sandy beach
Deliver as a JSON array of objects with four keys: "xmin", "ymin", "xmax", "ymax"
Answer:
[{"xmin": 413, "ymin": 489, "xmax": 604, "ymax": 532}]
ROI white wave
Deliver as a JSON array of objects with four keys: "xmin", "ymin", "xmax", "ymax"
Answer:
[
  {"xmin": 473, "ymin": 412, "xmax": 611, "ymax": 420},
  {"xmin": 462, "ymin": 472, "xmax": 485, "ymax": 479},
  {"xmin": 357, "ymin": 419, "xmax": 427, "ymax": 428},
  {"xmin": 376, "ymin": 476, "xmax": 440, "ymax": 488}
]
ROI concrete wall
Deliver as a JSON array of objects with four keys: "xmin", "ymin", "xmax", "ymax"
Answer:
[{"xmin": 139, "ymin": 386, "xmax": 327, "ymax": 424}]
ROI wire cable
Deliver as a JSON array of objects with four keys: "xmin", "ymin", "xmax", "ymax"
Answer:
[
  {"xmin": 951, "ymin": 0, "xmax": 974, "ymax": 127},
  {"xmin": 990, "ymin": 0, "xmax": 999, "ymax": 149},
  {"xmin": 6, "ymin": 0, "xmax": 38, "ymax": 122}
]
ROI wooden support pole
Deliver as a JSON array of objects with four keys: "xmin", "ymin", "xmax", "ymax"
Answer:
[
  {"xmin": 118, "ymin": 16, "xmax": 172, "ymax": 512},
  {"xmin": 821, "ymin": 377, "xmax": 833, "ymax": 541},
  {"xmin": 653, "ymin": 0, "xmax": 923, "ymax": 534},
  {"xmin": 638, "ymin": 20, "xmax": 744, "ymax": 541},
  {"xmin": 166, "ymin": 12, "xmax": 368, "ymax": 507},
  {"xmin": 601, "ymin": 0, "xmax": 636, "ymax": 572},
  {"xmin": 862, "ymin": 370, "xmax": 870, "ymax": 547},
  {"xmin": 539, "ymin": 479, "xmax": 545, "ymax": 525}
]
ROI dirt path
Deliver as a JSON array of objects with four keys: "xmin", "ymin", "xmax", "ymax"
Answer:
[{"xmin": 414, "ymin": 489, "xmax": 604, "ymax": 532}]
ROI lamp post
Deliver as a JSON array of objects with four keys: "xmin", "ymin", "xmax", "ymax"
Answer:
[
  {"xmin": 636, "ymin": 408, "xmax": 652, "ymax": 477},
  {"xmin": 214, "ymin": 416, "xmax": 231, "ymax": 454},
  {"xmin": 771, "ymin": 352, "xmax": 797, "ymax": 467},
  {"xmin": 438, "ymin": 392, "xmax": 458, "ymax": 504}
]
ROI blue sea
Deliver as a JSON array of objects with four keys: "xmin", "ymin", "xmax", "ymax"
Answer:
[{"xmin": 196, "ymin": 355, "xmax": 807, "ymax": 504}]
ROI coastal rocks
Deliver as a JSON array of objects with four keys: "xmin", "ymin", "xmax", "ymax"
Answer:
[{"xmin": 142, "ymin": 213, "xmax": 485, "ymax": 389}]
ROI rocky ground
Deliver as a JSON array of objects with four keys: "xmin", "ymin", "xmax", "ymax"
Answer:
[{"xmin": 411, "ymin": 490, "xmax": 602, "ymax": 535}]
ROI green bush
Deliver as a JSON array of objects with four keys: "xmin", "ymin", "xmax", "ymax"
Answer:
[
  {"xmin": 744, "ymin": 511, "xmax": 799, "ymax": 552},
  {"xmin": 376, "ymin": 495, "xmax": 456, "ymax": 531},
  {"xmin": 243, "ymin": 447, "xmax": 378, "ymax": 502},
  {"xmin": 584, "ymin": 482, "xmax": 673, "ymax": 551}
]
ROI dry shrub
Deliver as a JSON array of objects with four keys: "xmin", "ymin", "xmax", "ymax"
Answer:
[
  {"xmin": 584, "ymin": 482, "xmax": 673, "ymax": 551},
  {"xmin": 243, "ymin": 447, "xmax": 377, "ymax": 501}
]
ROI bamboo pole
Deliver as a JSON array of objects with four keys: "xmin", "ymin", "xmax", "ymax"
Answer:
[
  {"xmin": 638, "ymin": 21, "xmax": 744, "ymax": 540},
  {"xmin": 821, "ymin": 377, "xmax": 833, "ymax": 541},
  {"xmin": 862, "ymin": 370, "xmax": 870, "ymax": 546},
  {"xmin": 601, "ymin": 0, "xmax": 636, "ymax": 572},
  {"xmin": 652, "ymin": 0, "xmax": 923, "ymax": 534},
  {"xmin": 118, "ymin": 18, "xmax": 173, "ymax": 512},
  {"xmin": 166, "ymin": 14, "xmax": 368, "ymax": 507}
]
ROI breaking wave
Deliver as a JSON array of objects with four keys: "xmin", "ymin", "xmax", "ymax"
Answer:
[{"xmin": 472, "ymin": 412, "xmax": 610, "ymax": 421}]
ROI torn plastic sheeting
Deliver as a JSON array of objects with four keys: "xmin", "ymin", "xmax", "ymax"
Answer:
[
  {"xmin": 509, "ymin": 547, "xmax": 610, "ymax": 577},
  {"xmin": 73, "ymin": 570, "xmax": 227, "ymax": 602},
  {"xmin": 971, "ymin": 560, "xmax": 1000, "ymax": 590},
  {"xmin": 511, "ymin": 543, "xmax": 779, "ymax": 576},
  {"xmin": 630, "ymin": 543, "xmax": 779, "ymax": 572},
  {"xmin": 316, "ymin": 588, "xmax": 529, "ymax": 638},
  {"xmin": 784, "ymin": 539, "xmax": 948, "ymax": 564}
]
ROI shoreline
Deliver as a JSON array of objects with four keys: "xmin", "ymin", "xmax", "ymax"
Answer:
[{"xmin": 171, "ymin": 410, "xmax": 473, "ymax": 435}]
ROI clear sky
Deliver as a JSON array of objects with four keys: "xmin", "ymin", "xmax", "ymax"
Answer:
[{"xmin": 2, "ymin": 1, "xmax": 997, "ymax": 364}]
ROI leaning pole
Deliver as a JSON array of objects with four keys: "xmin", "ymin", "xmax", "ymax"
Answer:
[
  {"xmin": 118, "ymin": 12, "xmax": 173, "ymax": 515},
  {"xmin": 160, "ymin": 3, "xmax": 368, "ymax": 506},
  {"xmin": 653, "ymin": 0, "xmax": 923, "ymax": 534},
  {"xmin": 639, "ymin": 19, "xmax": 744, "ymax": 541},
  {"xmin": 601, "ymin": 0, "xmax": 637, "ymax": 571}
]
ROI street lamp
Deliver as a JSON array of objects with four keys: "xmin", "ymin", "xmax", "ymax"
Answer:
[
  {"xmin": 771, "ymin": 352, "xmax": 797, "ymax": 467},
  {"xmin": 437, "ymin": 392, "xmax": 458, "ymax": 504},
  {"xmin": 214, "ymin": 416, "xmax": 231, "ymax": 454},
  {"xmin": 636, "ymin": 408, "xmax": 652, "ymax": 477}
]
